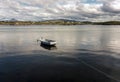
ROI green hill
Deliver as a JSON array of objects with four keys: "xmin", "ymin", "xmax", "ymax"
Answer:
[{"xmin": 0, "ymin": 20, "xmax": 120, "ymax": 25}]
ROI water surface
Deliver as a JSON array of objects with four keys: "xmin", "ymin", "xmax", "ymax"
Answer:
[{"xmin": 0, "ymin": 25, "xmax": 120, "ymax": 82}]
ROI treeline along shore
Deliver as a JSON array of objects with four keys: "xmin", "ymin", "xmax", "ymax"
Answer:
[{"xmin": 0, "ymin": 20, "xmax": 120, "ymax": 25}]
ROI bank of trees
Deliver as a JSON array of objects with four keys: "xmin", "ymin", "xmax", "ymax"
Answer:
[{"xmin": 0, "ymin": 20, "xmax": 120, "ymax": 25}]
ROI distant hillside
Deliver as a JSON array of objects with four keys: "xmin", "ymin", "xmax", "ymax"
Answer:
[
  {"xmin": 0, "ymin": 19, "xmax": 120, "ymax": 25},
  {"xmin": 94, "ymin": 21, "xmax": 120, "ymax": 25}
]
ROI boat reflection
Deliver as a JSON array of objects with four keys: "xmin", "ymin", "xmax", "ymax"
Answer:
[{"xmin": 40, "ymin": 44, "xmax": 57, "ymax": 50}]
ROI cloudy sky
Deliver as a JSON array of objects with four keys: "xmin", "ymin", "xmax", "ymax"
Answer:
[{"xmin": 0, "ymin": 0, "xmax": 120, "ymax": 21}]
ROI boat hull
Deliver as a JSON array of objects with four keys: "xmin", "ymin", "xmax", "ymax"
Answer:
[{"xmin": 41, "ymin": 41, "xmax": 56, "ymax": 46}]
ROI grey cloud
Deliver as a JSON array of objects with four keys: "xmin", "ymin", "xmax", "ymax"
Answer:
[
  {"xmin": 99, "ymin": 0, "xmax": 120, "ymax": 13},
  {"xmin": 0, "ymin": 0, "xmax": 120, "ymax": 21}
]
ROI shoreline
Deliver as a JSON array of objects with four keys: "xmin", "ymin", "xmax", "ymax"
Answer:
[{"xmin": 0, "ymin": 21, "xmax": 120, "ymax": 25}]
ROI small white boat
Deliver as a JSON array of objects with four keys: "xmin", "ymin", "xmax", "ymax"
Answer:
[
  {"xmin": 40, "ymin": 44, "xmax": 57, "ymax": 50},
  {"xmin": 37, "ymin": 37, "xmax": 57, "ymax": 46}
]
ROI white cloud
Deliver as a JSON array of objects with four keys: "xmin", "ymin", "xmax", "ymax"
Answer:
[
  {"xmin": 100, "ymin": 0, "xmax": 120, "ymax": 13},
  {"xmin": 0, "ymin": 0, "xmax": 120, "ymax": 21}
]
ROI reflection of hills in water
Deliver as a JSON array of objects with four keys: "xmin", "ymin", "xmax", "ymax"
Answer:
[{"xmin": 40, "ymin": 44, "xmax": 57, "ymax": 50}]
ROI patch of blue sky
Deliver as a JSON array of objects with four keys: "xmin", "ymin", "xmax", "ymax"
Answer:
[
  {"xmin": 82, "ymin": 0, "xmax": 101, "ymax": 4},
  {"xmin": 17, "ymin": 1, "xmax": 43, "ymax": 8},
  {"xmin": 16, "ymin": 1, "xmax": 31, "ymax": 6}
]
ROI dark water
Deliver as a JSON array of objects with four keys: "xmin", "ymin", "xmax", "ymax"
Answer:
[{"xmin": 0, "ymin": 25, "xmax": 120, "ymax": 82}]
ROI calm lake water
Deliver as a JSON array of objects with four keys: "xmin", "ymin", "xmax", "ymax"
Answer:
[{"xmin": 0, "ymin": 25, "xmax": 120, "ymax": 82}]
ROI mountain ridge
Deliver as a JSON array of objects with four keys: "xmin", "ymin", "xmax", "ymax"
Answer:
[{"xmin": 0, "ymin": 19, "xmax": 120, "ymax": 25}]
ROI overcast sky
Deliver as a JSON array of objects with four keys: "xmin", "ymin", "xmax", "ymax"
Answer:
[{"xmin": 0, "ymin": 0, "xmax": 120, "ymax": 21}]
